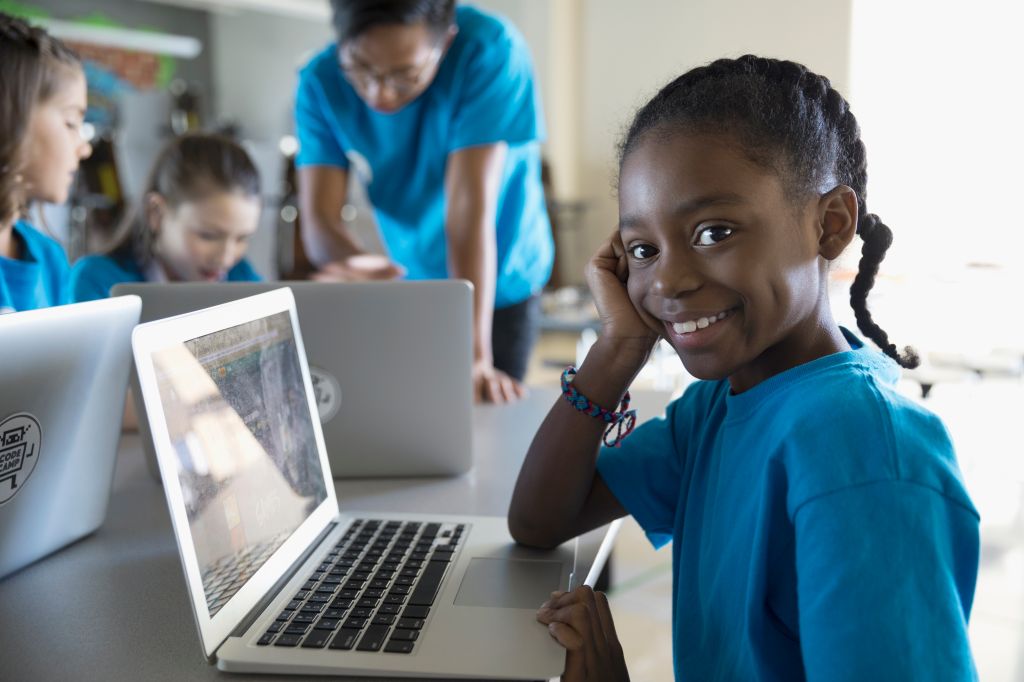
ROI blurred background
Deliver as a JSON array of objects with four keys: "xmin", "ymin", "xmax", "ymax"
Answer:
[{"xmin": 7, "ymin": 0, "xmax": 1022, "ymax": 678}]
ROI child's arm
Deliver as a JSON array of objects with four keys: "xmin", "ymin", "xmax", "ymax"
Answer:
[{"xmin": 508, "ymin": 231, "xmax": 659, "ymax": 548}]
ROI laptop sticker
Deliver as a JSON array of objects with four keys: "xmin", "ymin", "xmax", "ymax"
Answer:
[
  {"xmin": 308, "ymin": 366, "xmax": 341, "ymax": 424},
  {"xmin": 0, "ymin": 413, "xmax": 41, "ymax": 506}
]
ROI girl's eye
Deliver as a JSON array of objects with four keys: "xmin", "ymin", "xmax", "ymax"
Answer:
[
  {"xmin": 628, "ymin": 243, "xmax": 658, "ymax": 260},
  {"xmin": 695, "ymin": 225, "xmax": 733, "ymax": 246},
  {"xmin": 197, "ymin": 232, "xmax": 222, "ymax": 242}
]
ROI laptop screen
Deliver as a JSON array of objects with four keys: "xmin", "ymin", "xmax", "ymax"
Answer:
[{"xmin": 152, "ymin": 310, "xmax": 328, "ymax": 617}]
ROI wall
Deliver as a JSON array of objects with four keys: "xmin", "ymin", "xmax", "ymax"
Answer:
[{"xmin": 208, "ymin": 10, "xmax": 332, "ymax": 143}]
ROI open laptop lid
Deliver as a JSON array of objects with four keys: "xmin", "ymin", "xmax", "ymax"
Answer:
[
  {"xmin": 132, "ymin": 288, "xmax": 339, "ymax": 659},
  {"xmin": 0, "ymin": 296, "xmax": 141, "ymax": 579},
  {"xmin": 114, "ymin": 280, "xmax": 473, "ymax": 478}
]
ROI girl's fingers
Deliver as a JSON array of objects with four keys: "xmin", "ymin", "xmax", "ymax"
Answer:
[
  {"xmin": 540, "ymin": 587, "xmax": 629, "ymax": 682},
  {"xmin": 594, "ymin": 591, "xmax": 619, "ymax": 648},
  {"xmin": 536, "ymin": 603, "xmax": 571, "ymax": 625},
  {"xmin": 544, "ymin": 587, "xmax": 607, "ymax": 680},
  {"xmin": 587, "ymin": 230, "xmax": 625, "ymax": 279},
  {"xmin": 610, "ymin": 232, "xmax": 629, "ymax": 282},
  {"xmin": 546, "ymin": 620, "xmax": 583, "ymax": 650},
  {"xmin": 575, "ymin": 590, "xmax": 606, "ymax": 681},
  {"xmin": 540, "ymin": 589, "xmax": 574, "ymax": 611},
  {"xmin": 595, "ymin": 591, "xmax": 629, "ymax": 680},
  {"xmin": 594, "ymin": 229, "xmax": 619, "ymax": 258},
  {"xmin": 540, "ymin": 585, "xmax": 599, "ymax": 614}
]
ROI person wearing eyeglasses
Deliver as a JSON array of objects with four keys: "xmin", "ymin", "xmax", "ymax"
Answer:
[{"xmin": 294, "ymin": 0, "xmax": 553, "ymax": 404}]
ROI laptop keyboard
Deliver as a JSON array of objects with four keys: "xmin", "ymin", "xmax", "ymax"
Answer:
[{"xmin": 256, "ymin": 519, "xmax": 464, "ymax": 654}]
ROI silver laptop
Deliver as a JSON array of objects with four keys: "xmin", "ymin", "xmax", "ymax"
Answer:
[
  {"xmin": 112, "ymin": 281, "xmax": 472, "ymax": 479},
  {"xmin": 0, "ymin": 296, "xmax": 141, "ymax": 579},
  {"xmin": 131, "ymin": 288, "xmax": 572, "ymax": 678}
]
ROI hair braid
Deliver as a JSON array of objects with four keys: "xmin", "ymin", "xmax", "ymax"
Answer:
[
  {"xmin": 829, "ymin": 101, "xmax": 920, "ymax": 368},
  {"xmin": 620, "ymin": 55, "xmax": 920, "ymax": 368},
  {"xmin": 848, "ymin": 214, "xmax": 918, "ymax": 367}
]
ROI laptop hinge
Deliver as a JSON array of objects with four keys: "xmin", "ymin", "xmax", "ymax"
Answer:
[{"xmin": 226, "ymin": 521, "xmax": 338, "ymax": 642}]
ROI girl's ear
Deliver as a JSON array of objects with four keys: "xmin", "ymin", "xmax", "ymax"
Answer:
[{"xmin": 817, "ymin": 185, "xmax": 857, "ymax": 261}]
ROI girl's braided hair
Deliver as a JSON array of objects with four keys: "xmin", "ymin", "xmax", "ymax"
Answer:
[
  {"xmin": 0, "ymin": 12, "xmax": 81, "ymax": 227},
  {"xmin": 619, "ymin": 55, "xmax": 919, "ymax": 368}
]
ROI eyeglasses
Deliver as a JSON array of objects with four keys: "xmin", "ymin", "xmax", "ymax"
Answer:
[{"xmin": 339, "ymin": 43, "xmax": 443, "ymax": 95}]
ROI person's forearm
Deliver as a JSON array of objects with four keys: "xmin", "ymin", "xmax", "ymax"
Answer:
[
  {"xmin": 508, "ymin": 337, "xmax": 649, "ymax": 547},
  {"xmin": 444, "ymin": 144, "xmax": 506, "ymax": 366},
  {"xmin": 446, "ymin": 213, "xmax": 496, "ymax": 365},
  {"xmin": 301, "ymin": 213, "xmax": 363, "ymax": 268},
  {"xmin": 296, "ymin": 166, "xmax": 357, "ymax": 268}
]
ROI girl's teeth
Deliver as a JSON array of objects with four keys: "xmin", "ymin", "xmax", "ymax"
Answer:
[{"xmin": 672, "ymin": 311, "xmax": 729, "ymax": 335}]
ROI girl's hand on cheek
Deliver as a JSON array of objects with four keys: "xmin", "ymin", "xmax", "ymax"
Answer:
[{"xmin": 586, "ymin": 230, "xmax": 659, "ymax": 348}]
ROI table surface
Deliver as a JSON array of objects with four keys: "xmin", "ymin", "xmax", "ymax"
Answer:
[{"xmin": 0, "ymin": 386, "xmax": 670, "ymax": 681}]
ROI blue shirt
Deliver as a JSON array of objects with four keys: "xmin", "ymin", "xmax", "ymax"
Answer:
[
  {"xmin": 0, "ymin": 221, "xmax": 70, "ymax": 313},
  {"xmin": 598, "ymin": 329, "xmax": 979, "ymax": 681},
  {"xmin": 69, "ymin": 253, "xmax": 261, "ymax": 303},
  {"xmin": 294, "ymin": 5, "xmax": 553, "ymax": 308}
]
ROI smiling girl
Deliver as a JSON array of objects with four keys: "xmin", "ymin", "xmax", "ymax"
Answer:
[
  {"xmin": 71, "ymin": 132, "xmax": 262, "ymax": 302},
  {"xmin": 509, "ymin": 56, "xmax": 979, "ymax": 681},
  {"xmin": 0, "ymin": 13, "xmax": 92, "ymax": 313}
]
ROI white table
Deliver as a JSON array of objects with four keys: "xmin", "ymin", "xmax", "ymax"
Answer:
[{"xmin": 0, "ymin": 387, "xmax": 669, "ymax": 681}]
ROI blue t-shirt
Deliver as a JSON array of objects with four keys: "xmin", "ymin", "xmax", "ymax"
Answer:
[
  {"xmin": 597, "ymin": 329, "xmax": 979, "ymax": 681},
  {"xmin": 0, "ymin": 221, "xmax": 70, "ymax": 313},
  {"xmin": 294, "ymin": 5, "xmax": 553, "ymax": 308},
  {"xmin": 70, "ymin": 253, "xmax": 262, "ymax": 303}
]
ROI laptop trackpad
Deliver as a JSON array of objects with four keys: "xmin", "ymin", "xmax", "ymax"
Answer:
[{"xmin": 454, "ymin": 557, "xmax": 563, "ymax": 609}]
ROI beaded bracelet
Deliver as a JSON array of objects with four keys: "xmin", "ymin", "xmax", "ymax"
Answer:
[{"xmin": 560, "ymin": 366, "xmax": 637, "ymax": 447}]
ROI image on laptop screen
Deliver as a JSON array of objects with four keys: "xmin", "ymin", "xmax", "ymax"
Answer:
[{"xmin": 152, "ymin": 311, "xmax": 328, "ymax": 617}]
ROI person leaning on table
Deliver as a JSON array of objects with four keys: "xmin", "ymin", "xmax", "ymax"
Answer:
[{"xmin": 294, "ymin": 0, "xmax": 554, "ymax": 404}]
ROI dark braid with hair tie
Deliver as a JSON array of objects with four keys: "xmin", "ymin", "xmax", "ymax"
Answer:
[
  {"xmin": 850, "ymin": 214, "xmax": 920, "ymax": 367},
  {"xmin": 618, "ymin": 54, "xmax": 920, "ymax": 369},
  {"xmin": 832, "ymin": 107, "xmax": 920, "ymax": 368}
]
